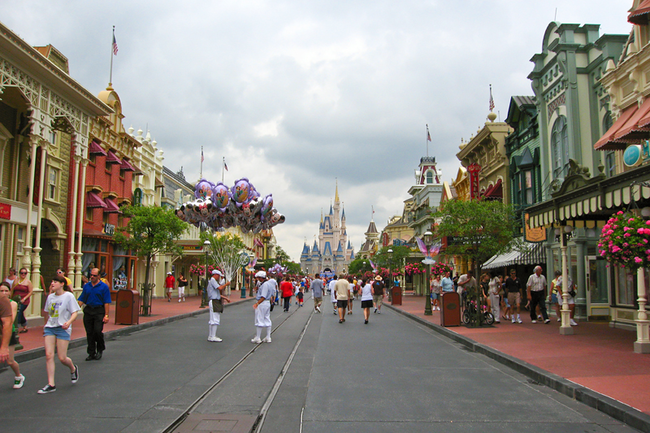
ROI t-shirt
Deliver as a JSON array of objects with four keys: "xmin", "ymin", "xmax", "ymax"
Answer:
[
  {"xmin": 207, "ymin": 277, "xmax": 225, "ymax": 300},
  {"xmin": 311, "ymin": 279, "xmax": 324, "ymax": 298},
  {"xmin": 372, "ymin": 280, "xmax": 385, "ymax": 296},
  {"xmin": 360, "ymin": 284, "xmax": 373, "ymax": 301},
  {"xmin": 335, "ymin": 280, "xmax": 350, "ymax": 300},
  {"xmin": 44, "ymin": 292, "xmax": 81, "ymax": 335},
  {"xmin": 505, "ymin": 277, "xmax": 522, "ymax": 293},
  {"xmin": 280, "ymin": 281, "xmax": 294, "ymax": 298}
]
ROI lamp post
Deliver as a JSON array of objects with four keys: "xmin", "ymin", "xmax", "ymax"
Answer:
[
  {"xmin": 200, "ymin": 239, "xmax": 210, "ymax": 308},
  {"xmin": 387, "ymin": 248, "xmax": 393, "ymax": 302},
  {"xmin": 558, "ymin": 225, "xmax": 574, "ymax": 335},
  {"xmin": 423, "ymin": 230, "xmax": 433, "ymax": 316},
  {"xmin": 240, "ymin": 252, "xmax": 250, "ymax": 298}
]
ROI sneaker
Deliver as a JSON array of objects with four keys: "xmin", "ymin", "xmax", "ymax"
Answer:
[
  {"xmin": 263, "ymin": 337, "xmax": 272, "ymax": 343},
  {"xmin": 377, "ymin": 310, "xmax": 381, "ymax": 314},
  {"xmin": 71, "ymin": 365, "xmax": 79, "ymax": 383},
  {"xmin": 364, "ymin": 320, "xmax": 368, "ymax": 324},
  {"xmin": 13, "ymin": 374, "xmax": 25, "ymax": 389},
  {"xmin": 37, "ymin": 384, "xmax": 56, "ymax": 394},
  {"xmin": 557, "ymin": 317, "xmax": 561, "ymax": 322},
  {"xmin": 538, "ymin": 315, "xmax": 542, "ymax": 320},
  {"xmin": 512, "ymin": 318, "xmax": 516, "ymax": 323},
  {"xmin": 316, "ymin": 306, "xmax": 321, "ymax": 312},
  {"xmin": 374, "ymin": 308, "xmax": 377, "ymax": 314},
  {"xmin": 544, "ymin": 319, "xmax": 551, "ymax": 324},
  {"xmin": 207, "ymin": 336, "xmax": 215, "ymax": 342},
  {"xmin": 183, "ymin": 297, "xmax": 186, "ymax": 302},
  {"xmin": 531, "ymin": 320, "xmax": 537, "ymax": 324},
  {"xmin": 178, "ymin": 299, "xmax": 181, "ymax": 302},
  {"xmin": 517, "ymin": 317, "xmax": 522, "ymax": 324},
  {"xmin": 213, "ymin": 337, "xmax": 223, "ymax": 342},
  {"xmin": 251, "ymin": 337, "xmax": 262, "ymax": 344},
  {"xmin": 570, "ymin": 319, "xmax": 578, "ymax": 326},
  {"xmin": 495, "ymin": 320, "xmax": 500, "ymax": 323}
]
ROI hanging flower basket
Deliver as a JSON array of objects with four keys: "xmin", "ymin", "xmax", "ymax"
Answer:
[
  {"xmin": 404, "ymin": 263, "xmax": 425, "ymax": 275},
  {"xmin": 431, "ymin": 262, "xmax": 453, "ymax": 276},
  {"xmin": 598, "ymin": 211, "xmax": 650, "ymax": 272}
]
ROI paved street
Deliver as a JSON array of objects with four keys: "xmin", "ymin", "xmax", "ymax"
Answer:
[{"xmin": 0, "ymin": 293, "xmax": 642, "ymax": 433}]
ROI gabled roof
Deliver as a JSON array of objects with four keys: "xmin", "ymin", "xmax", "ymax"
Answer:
[{"xmin": 365, "ymin": 221, "xmax": 378, "ymax": 234}]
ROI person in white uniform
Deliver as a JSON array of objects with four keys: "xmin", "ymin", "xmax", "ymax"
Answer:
[
  {"xmin": 207, "ymin": 270, "xmax": 230, "ymax": 342},
  {"xmin": 252, "ymin": 271, "xmax": 274, "ymax": 344}
]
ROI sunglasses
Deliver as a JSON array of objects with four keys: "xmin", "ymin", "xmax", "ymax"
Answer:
[
  {"xmin": 19, "ymin": 271, "xmax": 27, "ymax": 275},
  {"xmin": 90, "ymin": 274, "xmax": 99, "ymax": 277}
]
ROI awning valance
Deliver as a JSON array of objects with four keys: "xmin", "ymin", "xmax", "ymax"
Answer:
[
  {"xmin": 629, "ymin": 0, "xmax": 650, "ymax": 25},
  {"xmin": 86, "ymin": 192, "xmax": 107, "ymax": 209},
  {"xmin": 594, "ymin": 105, "xmax": 637, "ymax": 150},
  {"xmin": 105, "ymin": 150, "xmax": 121, "ymax": 165},
  {"xmin": 482, "ymin": 240, "xmax": 546, "ymax": 270},
  {"xmin": 103, "ymin": 198, "xmax": 121, "ymax": 213},
  {"xmin": 89, "ymin": 140, "xmax": 107, "ymax": 156},
  {"xmin": 484, "ymin": 179, "xmax": 503, "ymax": 199}
]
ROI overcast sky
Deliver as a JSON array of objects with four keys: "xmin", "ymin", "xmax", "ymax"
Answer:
[{"xmin": 4, "ymin": 0, "xmax": 634, "ymax": 261}]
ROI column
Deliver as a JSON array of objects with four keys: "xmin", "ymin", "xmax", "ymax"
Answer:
[
  {"xmin": 559, "ymin": 228, "xmax": 573, "ymax": 335},
  {"xmin": 68, "ymin": 153, "xmax": 81, "ymax": 286},
  {"xmin": 30, "ymin": 144, "xmax": 47, "ymax": 316},
  {"xmin": 74, "ymin": 159, "xmax": 88, "ymax": 291},
  {"xmin": 575, "ymin": 240, "xmax": 586, "ymax": 320},
  {"xmin": 634, "ymin": 267, "xmax": 650, "ymax": 354},
  {"xmin": 21, "ymin": 136, "xmax": 38, "ymax": 272}
]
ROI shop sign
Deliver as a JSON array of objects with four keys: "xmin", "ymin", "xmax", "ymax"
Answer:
[
  {"xmin": 0, "ymin": 202, "xmax": 10, "ymax": 220},
  {"xmin": 104, "ymin": 223, "xmax": 115, "ymax": 236},
  {"xmin": 468, "ymin": 163, "xmax": 481, "ymax": 199}
]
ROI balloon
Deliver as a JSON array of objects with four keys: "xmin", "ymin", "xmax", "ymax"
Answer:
[
  {"xmin": 195, "ymin": 179, "xmax": 215, "ymax": 200},
  {"xmin": 213, "ymin": 182, "xmax": 231, "ymax": 211}
]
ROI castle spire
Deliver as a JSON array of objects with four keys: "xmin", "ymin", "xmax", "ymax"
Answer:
[{"xmin": 335, "ymin": 178, "xmax": 340, "ymax": 203}]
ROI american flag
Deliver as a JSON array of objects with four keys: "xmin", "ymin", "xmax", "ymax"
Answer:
[
  {"xmin": 489, "ymin": 85, "xmax": 495, "ymax": 112},
  {"xmin": 112, "ymin": 34, "xmax": 118, "ymax": 55},
  {"xmin": 426, "ymin": 124, "xmax": 431, "ymax": 142},
  {"xmin": 201, "ymin": 149, "xmax": 204, "ymax": 163},
  {"xmin": 224, "ymin": 159, "xmax": 228, "ymax": 171}
]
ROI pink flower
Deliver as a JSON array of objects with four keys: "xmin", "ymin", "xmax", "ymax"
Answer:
[
  {"xmin": 629, "ymin": 218, "xmax": 636, "ymax": 223},
  {"xmin": 612, "ymin": 246, "xmax": 621, "ymax": 253},
  {"xmin": 617, "ymin": 211, "xmax": 624, "ymax": 215},
  {"xmin": 624, "ymin": 233, "xmax": 631, "ymax": 238},
  {"xmin": 635, "ymin": 257, "xmax": 643, "ymax": 264}
]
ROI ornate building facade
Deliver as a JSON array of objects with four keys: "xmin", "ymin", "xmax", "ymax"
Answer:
[{"xmin": 300, "ymin": 185, "xmax": 354, "ymax": 275}]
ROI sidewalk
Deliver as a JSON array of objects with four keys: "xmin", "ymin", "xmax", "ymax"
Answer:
[
  {"xmin": 387, "ymin": 292, "xmax": 650, "ymax": 429},
  {"xmin": 12, "ymin": 292, "xmax": 253, "ymax": 362}
]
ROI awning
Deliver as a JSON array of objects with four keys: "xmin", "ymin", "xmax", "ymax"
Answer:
[
  {"xmin": 613, "ymin": 98, "xmax": 650, "ymax": 142},
  {"xmin": 105, "ymin": 150, "xmax": 122, "ymax": 165},
  {"xmin": 89, "ymin": 140, "xmax": 107, "ymax": 156},
  {"xmin": 594, "ymin": 105, "xmax": 638, "ymax": 150},
  {"xmin": 629, "ymin": 0, "xmax": 650, "ymax": 25},
  {"xmin": 120, "ymin": 159, "xmax": 135, "ymax": 172},
  {"xmin": 86, "ymin": 192, "xmax": 107, "ymax": 209},
  {"xmin": 482, "ymin": 240, "xmax": 546, "ymax": 270},
  {"xmin": 483, "ymin": 179, "xmax": 503, "ymax": 200},
  {"xmin": 103, "ymin": 198, "xmax": 121, "ymax": 213}
]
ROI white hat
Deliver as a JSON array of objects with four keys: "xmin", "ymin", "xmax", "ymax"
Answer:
[
  {"xmin": 167, "ymin": 272, "xmax": 172, "ymax": 275},
  {"xmin": 255, "ymin": 271, "xmax": 267, "ymax": 278},
  {"xmin": 212, "ymin": 269, "xmax": 222, "ymax": 276}
]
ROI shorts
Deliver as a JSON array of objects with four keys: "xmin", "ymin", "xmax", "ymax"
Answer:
[
  {"xmin": 43, "ymin": 326, "xmax": 71, "ymax": 341},
  {"xmin": 313, "ymin": 297, "xmax": 322, "ymax": 306},
  {"xmin": 166, "ymin": 287, "xmax": 173, "ymax": 293},
  {"xmin": 361, "ymin": 300, "xmax": 373, "ymax": 309},
  {"xmin": 431, "ymin": 292, "xmax": 439, "ymax": 300},
  {"xmin": 550, "ymin": 293, "xmax": 558, "ymax": 304},
  {"xmin": 9, "ymin": 331, "xmax": 18, "ymax": 346},
  {"xmin": 373, "ymin": 294, "xmax": 383, "ymax": 307},
  {"xmin": 507, "ymin": 292, "xmax": 521, "ymax": 308},
  {"xmin": 337, "ymin": 300, "xmax": 348, "ymax": 309}
]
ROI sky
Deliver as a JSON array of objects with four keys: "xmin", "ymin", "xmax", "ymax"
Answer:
[{"xmin": 3, "ymin": 0, "xmax": 635, "ymax": 261}]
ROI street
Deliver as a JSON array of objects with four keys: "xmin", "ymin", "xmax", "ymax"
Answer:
[{"xmin": 0, "ymin": 293, "xmax": 640, "ymax": 433}]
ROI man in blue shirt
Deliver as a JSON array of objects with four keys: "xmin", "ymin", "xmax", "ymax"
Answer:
[
  {"xmin": 207, "ymin": 269, "xmax": 230, "ymax": 342},
  {"xmin": 311, "ymin": 274, "xmax": 324, "ymax": 313},
  {"xmin": 252, "ymin": 271, "xmax": 274, "ymax": 344},
  {"xmin": 77, "ymin": 268, "xmax": 112, "ymax": 361}
]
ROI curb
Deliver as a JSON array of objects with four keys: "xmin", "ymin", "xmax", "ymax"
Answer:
[
  {"xmin": 386, "ymin": 304, "xmax": 650, "ymax": 433},
  {"xmin": 13, "ymin": 297, "xmax": 255, "ymax": 365}
]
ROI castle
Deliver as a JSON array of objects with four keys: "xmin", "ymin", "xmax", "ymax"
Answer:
[{"xmin": 300, "ymin": 185, "xmax": 354, "ymax": 276}]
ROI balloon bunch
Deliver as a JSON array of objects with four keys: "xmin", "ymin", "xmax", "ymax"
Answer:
[
  {"xmin": 268, "ymin": 263, "xmax": 288, "ymax": 276},
  {"xmin": 175, "ymin": 177, "xmax": 285, "ymax": 233}
]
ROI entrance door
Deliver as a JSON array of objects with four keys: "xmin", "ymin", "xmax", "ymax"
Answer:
[{"xmin": 586, "ymin": 256, "xmax": 610, "ymax": 320}]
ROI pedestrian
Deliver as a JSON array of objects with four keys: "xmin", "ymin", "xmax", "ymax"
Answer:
[
  {"xmin": 504, "ymin": 269, "xmax": 523, "ymax": 323},
  {"xmin": 252, "ymin": 271, "xmax": 273, "ymax": 343},
  {"xmin": 4, "ymin": 267, "xmax": 17, "ymax": 289},
  {"xmin": 431, "ymin": 274, "xmax": 440, "ymax": 311},
  {"xmin": 441, "ymin": 271, "xmax": 454, "ymax": 293},
  {"xmin": 488, "ymin": 272, "xmax": 501, "ymax": 323},
  {"xmin": 77, "ymin": 268, "xmax": 112, "ymax": 361},
  {"xmin": 335, "ymin": 275, "xmax": 350, "ymax": 323},
  {"xmin": 280, "ymin": 275, "xmax": 293, "ymax": 312},
  {"xmin": 207, "ymin": 270, "xmax": 231, "ymax": 342},
  {"xmin": 457, "ymin": 271, "xmax": 477, "ymax": 312},
  {"xmin": 311, "ymin": 273, "xmax": 324, "ymax": 313},
  {"xmin": 39, "ymin": 275, "xmax": 80, "ymax": 393},
  {"xmin": 329, "ymin": 275, "xmax": 338, "ymax": 314},
  {"xmin": 526, "ymin": 265, "xmax": 550, "ymax": 324},
  {"xmin": 347, "ymin": 277, "xmax": 354, "ymax": 314},
  {"xmin": 56, "ymin": 268, "xmax": 72, "ymax": 287},
  {"xmin": 11, "ymin": 268, "xmax": 33, "ymax": 333},
  {"xmin": 554, "ymin": 270, "xmax": 578, "ymax": 326},
  {"xmin": 359, "ymin": 278, "xmax": 373, "ymax": 324},
  {"xmin": 165, "ymin": 271, "xmax": 175, "ymax": 302},
  {"xmin": 0, "ymin": 281, "xmax": 24, "ymax": 389},
  {"xmin": 178, "ymin": 273, "xmax": 188, "ymax": 302},
  {"xmin": 372, "ymin": 275, "xmax": 385, "ymax": 314},
  {"xmin": 296, "ymin": 284, "xmax": 304, "ymax": 307},
  {"xmin": 549, "ymin": 270, "xmax": 562, "ymax": 321}
]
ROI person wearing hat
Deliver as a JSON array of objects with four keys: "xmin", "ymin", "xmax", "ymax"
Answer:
[
  {"xmin": 207, "ymin": 270, "xmax": 230, "ymax": 342},
  {"xmin": 252, "ymin": 271, "xmax": 274, "ymax": 343},
  {"xmin": 372, "ymin": 275, "xmax": 385, "ymax": 314},
  {"xmin": 165, "ymin": 272, "xmax": 176, "ymax": 303}
]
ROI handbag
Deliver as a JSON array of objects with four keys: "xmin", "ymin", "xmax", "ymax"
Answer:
[
  {"xmin": 568, "ymin": 288, "xmax": 576, "ymax": 298},
  {"xmin": 211, "ymin": 298, "xmax": 224, "ymax": 313}
]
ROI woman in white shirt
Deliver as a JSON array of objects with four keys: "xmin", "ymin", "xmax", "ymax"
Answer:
[
  {"xmin": 488, "ymin": 273, "xmax": 501, "ymax": 324},
  {"xmin": 38, "ymin": 275, "xmax": 80, "ymax": 394},
  {"xmin": 360, "ymin": 279, "xmax": 373, "ymax": 324}
]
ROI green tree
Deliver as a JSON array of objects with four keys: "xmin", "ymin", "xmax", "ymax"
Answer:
[
  {"xmin": 201, "ymin": 231, "xmax": 248, "ymax": 295},
  {"xmin": 372, "ymin": 245, "xmax": 411, "ymax": 271},
  {"xmin": 114, "ymin": 205, "xmax": 189, "ymax": 316},
  {"xmin": 348, "ymin": 257, "xmax": 374, "ymax": 275}
]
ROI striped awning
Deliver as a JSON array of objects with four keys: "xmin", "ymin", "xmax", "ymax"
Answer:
[{"xmin": 482, "ymin": 240, "xmax": 546, "ymax": 270}]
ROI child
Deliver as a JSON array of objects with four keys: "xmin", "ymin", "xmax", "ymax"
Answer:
[{"xmin": 296, "ymin": 286, "xmax": 304, "ymax": 307}]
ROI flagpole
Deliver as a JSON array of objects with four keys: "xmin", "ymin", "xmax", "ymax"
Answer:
[
  {"xmin": 222, "ymin": 157, "xmax": 225, "ymax": 183},
  {"xmin": 200, "ymin": 146, "xmax": 203, "ymax": 179},
  {"xmin": 109, "ymin": 26, "xmax": 115, "ymax": 86}
]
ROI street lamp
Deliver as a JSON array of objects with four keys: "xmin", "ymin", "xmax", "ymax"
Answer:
[
  {"xmin": 200, "ymin": 239, "xmax": 210, "ymax": 308},
  {"xmin": 423, "ymin": 230, "xmax": 434, "ymax": 316},
  {"xmin": 557, "ymin": 225, "xmax": 574, "ymax": 335},
  {"xmin": 387, "ymin": 248, "xmax": 393, "ymax": 302}
]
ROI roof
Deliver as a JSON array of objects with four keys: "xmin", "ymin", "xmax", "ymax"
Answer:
[
  {"xmin": 365, "ymin": 221, "xmax": 378, "ymax": 234},
  {"xmin": 163, "ymin": 166, "xmax": 194, "ymax": 191},
  {"xmin": 629, "ymin": 0, "xmax": 650, "ymax": 25}
]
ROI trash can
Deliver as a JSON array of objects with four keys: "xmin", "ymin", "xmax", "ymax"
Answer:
[
  {"xmin": 115, "ymin": 289, "xmax": 140, "ymax": 325},
  {"xmin": 391, "ymin": 286, "xmax": 402, "ymax": 305},
  {"xmin": 440, "ymin": 291, "xmax": 461, "ymax": 327}
]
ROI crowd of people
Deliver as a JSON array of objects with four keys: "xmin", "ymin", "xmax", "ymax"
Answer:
[{"xmin": 430, "ymin": 266, "xmax": 578, "ymax": 325}]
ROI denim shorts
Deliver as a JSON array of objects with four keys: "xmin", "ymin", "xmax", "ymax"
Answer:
[{"xmin": 43, "ymin": 326, "xmax": 71, "ymax": 341}]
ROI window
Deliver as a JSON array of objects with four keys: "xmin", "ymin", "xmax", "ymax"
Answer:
[
  {"xmin": 426, "ymin": 171, "xmax": 433, "ymax": 184},
  {"xmin": 47, "ymin": 168, "xmax": 58, "ymax": 200},
  {"xmin": 86, "ymin": 208, "xmax": 94, "ymax": 221},
  {"xmin": 605, "ymin": 151, "xmax": 616, "ymax": 178},
  {"xmin": 524, "ymin": 170, "xmax": 533, "ymax": 204},
  {"xmin": 551, "ymin": 116, "xmax": 569, "ymax": 179}
]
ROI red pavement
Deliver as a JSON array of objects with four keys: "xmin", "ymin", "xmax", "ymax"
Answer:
[
  {"xmin": 390, "ymin": 293, "xmax": 650, "ymax": 416},
  {"xmin": 14, "ymin": 293, "xmax": 250, "ymax": 354}
]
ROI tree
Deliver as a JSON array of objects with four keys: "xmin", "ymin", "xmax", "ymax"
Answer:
[
  {"xmin": 114, "ymin": 205, "xmax": 189, "ymax": 316},
  {"xmin": 201, "ymin": 231, "xmax": 248, "ymax": 295},
  {"xmin": 433, "ymin": 200, "xmax": 519, "ymax": 276}
]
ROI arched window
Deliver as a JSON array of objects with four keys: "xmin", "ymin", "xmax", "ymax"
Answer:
[{"xmin": 551, "ymin": 116, "xmax": 569, "ymax": 179}]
